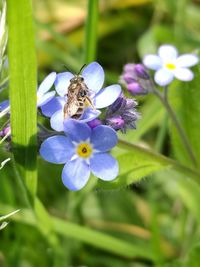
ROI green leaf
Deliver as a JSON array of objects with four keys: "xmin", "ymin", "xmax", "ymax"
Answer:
[
  {"xmin": 52, "ymin": 216, "xmax": 154, "ymax": 260},
  {"xmin": 177, "ymin": 178, "xmax": 200, "ymax": 225},
  {"xmin": 7, "ymin": 0, "xmax": 37, "ymax": 200},
  {"xmin": 170, "ymin": 65, "xmax": 200, "ymax": 169},
  {"xmin": 98, "ymin": 141, "xmax": 200, "ymax": 189},
  {"xmin": 185, "ymin": 243, "xmax": 200, "ymax": 267},
  {"xmin": 0, "ymin": 203, "xmax": 155, "ymax": 261}
]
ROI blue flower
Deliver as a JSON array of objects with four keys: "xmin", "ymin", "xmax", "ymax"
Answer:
[
  {"xmin": 40, "ymin": 119, "xmax": 119, "ymax": 191},
  {"xmin": 41, "ymin": 62, "xmax": 122, "ymax": 132},
  {"xmin": 0, "ymin": 100, "xmax": 10, "ymax": 118},
  {"xmin": 0, "ymin": 100, "xmax": 9, "ymax": 111},
  {"xmin": 0, "ymin": 72, "xmax": 56, "ymax": 116},
  {"xmin": 37, "ymin": 72, "xmax": 56, "ymax": 107}
]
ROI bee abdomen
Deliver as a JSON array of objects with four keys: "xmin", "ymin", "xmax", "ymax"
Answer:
[{"xmin": 71, "ymin": 106, "xmax": 84, "ymax": 119}]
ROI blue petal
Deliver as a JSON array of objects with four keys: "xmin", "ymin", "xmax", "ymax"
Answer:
[
  {"xmin": 50, "ymin": 109, "xmax": 64, "ymax": 132},
  {"xmin": 37, "ymin": 72, "xmax": 56, "ymax": 94},
  {"xmin": 41, "ymin": 96, "xmax": 65, "ymax": 117},
  {"xmin": 37, "ymin": 91, "xmax": 56, "ymax": 107},
  {"xmin": 82, "ymin": 62, "xmax": 104, "ymax": 93},
  {"xmin": 62, "ymin": 158, "xmax": 90, "ymax": 190},
  {"xmin": 90, "ymin": 153, "xmax": 119, "ymax": 181},
  {"xmin": 80, "ymin": 108, "xmax": 101, "ymax": 123},
  {"xmin": 91, "ymin": 125, "xmax": 118, "ymax": 152},
  {"xmin": 0, "ymin": 100, "xmax": 10, "ymax": 111},
  {"xmin": 63, "ymin": 119, "xmax": 91, "ymax": 142},
  {"xmin": 55, "ymin": 72, "xmax": 74, "ymax": 97},
  {"xmin": 94, "ymin": 84, "xmax": 121, "ymax": 109},
  {"xmin": 40, "ymin": 136, "xmax": 74, "ymax": 164}
]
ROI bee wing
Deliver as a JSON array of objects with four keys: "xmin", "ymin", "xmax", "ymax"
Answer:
[{"xmin": 64, "ymin": 97, "xmax": 80, "ymax": 119}]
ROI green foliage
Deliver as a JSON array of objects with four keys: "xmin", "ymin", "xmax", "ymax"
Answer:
[
  {"xmin": 0, "ymin": 209, "xmax": 19, "ymax": 231},
  {"xmin": 1, "ymin": 0, "xmax": 200, "ymax": 266},
  {"xmin": 7, "ymin": 0, "xmax": 37, "ymax": 200},
  {"xmin": 185, "ymin": 243, "xmax": 200, "ymax": 267},
  {"xmin": 170, "ymin": 65, "xmax": 200, "ymax": 168},
  {"xmin": 0, "ymin": 158, "xmax": 10, "ymax": 170},
  {"xmin": 84, "ymin": 0, "xmax": 99, "ymax": 63}
]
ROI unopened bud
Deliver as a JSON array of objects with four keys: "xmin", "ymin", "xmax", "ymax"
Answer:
[
  {"xmin": 134, "ymin": 64, "xmax": 150, "ymax": 80},
  {"xmin": 127, "ymin": 82, "xmax": 148, "ymax": 95},
  {"xmin": 106, "ymin": 116, "xmax": 125, "ymax": 131}
]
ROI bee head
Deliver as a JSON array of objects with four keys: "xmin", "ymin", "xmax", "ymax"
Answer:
[{"xmin": 70, "ymin": 75, "xmax": 84, "ymax": 83}]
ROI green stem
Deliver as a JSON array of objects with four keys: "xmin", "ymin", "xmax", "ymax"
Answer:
[
  {"xmin": 84, "ymin": 0, "xmax": 99, "ymax": 63},
  {"xmin": 152, "ymin": 86, "xmax": 197, "ymax": 168},
  {"xmin": 155, "ymin": 112, "xmax": 168, "ymax": 152}
]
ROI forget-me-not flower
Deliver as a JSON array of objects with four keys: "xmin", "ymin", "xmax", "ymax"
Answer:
[
  {"xmin": 40, "ymin": 119, "xmax": 119, "ymax": 191},
  {"xmin": 37, "ymin": 72, "xmax": 56, "ymax": 107},
  {"xmin": 143, "ymin": 44, "xmax": 199, "ymax": 86},
  {"xmin": 41, "ymin": 62, "xmax": 121, "ymax": 132},
  {"xmin": 0, "ymin": 72, "xmax": 56, "ymax": 116}
]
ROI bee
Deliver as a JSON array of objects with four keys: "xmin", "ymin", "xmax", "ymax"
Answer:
[{"xmin": 64, "ymin": 65, "xmax": 95, "ymax": 120}]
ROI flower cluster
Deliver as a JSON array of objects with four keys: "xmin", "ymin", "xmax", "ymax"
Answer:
[
  {"xmin": 105, "ymin": 94, "xmax": 139, "ymax": 133},
  {"xmin": 1, "ymin": 44, "xmax": 198, "ymax": 191},
  {"xmin": 0, "ymin": 61, "xmax": 139, "ymax": 191},
  {"xmin": 121, "ymin": 44, "xmax": 199, "ymax": 99},
  {"xmin": 120, "ymin": 63, "xmax": 151, "ymax": 95}
]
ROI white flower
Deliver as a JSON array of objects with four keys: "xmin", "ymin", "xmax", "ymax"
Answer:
[{"xmin": 143, "ymin": 44, "xmax": 199, "ymax": 86}]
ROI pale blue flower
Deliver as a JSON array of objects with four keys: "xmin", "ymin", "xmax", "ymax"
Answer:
[
  {"xmin": 143, "ymin": 44, "xmax": 199, "ymax": 86},
  {"xmin": 0, "ymin": 100, "xmax": 9, "ymax": 111},
  {"xmin": 40, "ymin": 119, "xmax": 119, "ymax": 191},
  {"xmin": 37, "ymin": 72, "xmax": 56, "ymax": 107},
  {"xmin": 0, "ymin": 72, "xmax": 56, "ymax": 115}
]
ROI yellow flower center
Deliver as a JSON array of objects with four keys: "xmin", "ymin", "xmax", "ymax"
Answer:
[
  {"xmin": 165, "ymin": 63, "xmax": 176, "ymax": 70},
  {"xmin": 76, "ymin": 143, "xmax": 93, "ymax": 158}
]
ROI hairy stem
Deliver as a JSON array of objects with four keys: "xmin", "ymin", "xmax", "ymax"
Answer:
[{"xmin": 152, "ymin": 86, "xmax": 197, "ymax": 167}]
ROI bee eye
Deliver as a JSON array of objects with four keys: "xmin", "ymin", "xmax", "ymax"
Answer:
[
  {"xmin": 80, "ymin": 77, "xmax": 84, "ymax": 81},
  {"xmin": 79, "ymin": 90, "xmax": 86, "ymax": 97}
]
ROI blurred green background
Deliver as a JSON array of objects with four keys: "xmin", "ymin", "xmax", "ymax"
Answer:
[{"xmin": 1, "ymin": 0, "xmax": 200, "ymax": 266}]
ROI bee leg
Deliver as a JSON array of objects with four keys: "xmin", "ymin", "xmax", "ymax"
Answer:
[{"xmin": 85, "ymin": 97, "xmax": 96, "ymax": 110}]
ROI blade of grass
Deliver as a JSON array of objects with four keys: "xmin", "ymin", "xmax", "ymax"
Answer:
[
  {"xmin": 7, "ymin": 0, "xmax": 37, "ymax": 202},
  {"xmin": 0, "ymin": 157, "xmax": 10, "ymax": 170},
  {"xmin": 84, "ymin": 0, "xmax": 99, "ymax": 63},
  {"xmin": 0, "ymin": 209, "xmax": 20, "ymax": 222},
  {"xmin": 0, "ymin": 203, "xmax": 155, "ymax": 261}
]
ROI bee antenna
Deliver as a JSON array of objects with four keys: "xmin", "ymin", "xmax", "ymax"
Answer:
[
  {"xmin": 77, "ymin": 64, "xmax": 86, "ymax": 75},
  {"xmin": 62, "ymin": 64, "xmax": 72, "ymax": 73}
]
